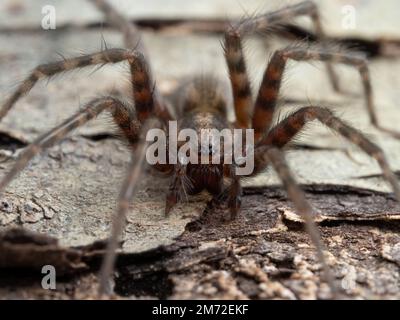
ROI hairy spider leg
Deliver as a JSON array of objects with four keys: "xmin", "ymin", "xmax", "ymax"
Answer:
[
  {"xmin": 0, "ymin": 49, "xmax": 166, "ymax": 122},
  {"xmin": 251, "ymin": 46, "xmax": 394, "ymax": 140},
  {"xmin": 88, "ymin": 0, "xmax": 171, "ymax": 121},
  {"xmin": 257, "ymin": 106, "xmax": 400, "ymax": 201},
  {"xmin": 224, "ymin": 0, "xmax": 338, "ymax": 129}
]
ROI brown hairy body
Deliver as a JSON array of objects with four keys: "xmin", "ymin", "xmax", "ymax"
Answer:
[{"xmin": 166, "ymin": 77, "xmax": 235, "ymax": 215}]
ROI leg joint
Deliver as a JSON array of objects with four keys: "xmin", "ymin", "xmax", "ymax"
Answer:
[{"xmin": 296, "ymin": 106, "xmax": 333, "ymax": 123}]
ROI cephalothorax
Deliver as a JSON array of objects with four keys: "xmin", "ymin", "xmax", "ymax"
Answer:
[{"xmin": 0, "ymin": 0, "xmax": 399, "ymax": 298}]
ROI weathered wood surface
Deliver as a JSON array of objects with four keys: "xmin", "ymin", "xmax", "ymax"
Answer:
[{"xmin": 0, "ymin": 0, "xmax": 400, "ymax": 299}]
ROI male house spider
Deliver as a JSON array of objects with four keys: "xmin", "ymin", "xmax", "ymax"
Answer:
[{"xmin": 0, "ymin": 0, "xmax": 399, "ymax": 297}]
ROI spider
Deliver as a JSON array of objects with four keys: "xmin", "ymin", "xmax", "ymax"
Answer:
[{"xmin": 0, "ymin": 0, "xmax": 399, "ymax": 298}]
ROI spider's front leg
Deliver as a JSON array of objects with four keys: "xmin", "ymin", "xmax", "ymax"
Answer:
[
  {"xmin": 99, "ymin": 118, "xmax": 159, "ymax": 296},
  {"xmin": 0, "ymin": 94, "xmax": 161, "ymax": 297},
  {"xmin": 224, "ymin": 0, "xmax": 338, "ymax": 128},
  {"xmin": 0, "ymin": 96, "xmax": 124, "ymax": 191},
  {"xmin": 226, "ymin": 177, "xmax": 242, "ymax": 220},
  {"xmin": 250, "ymin": 146, "xmax": 337, "ymax": 296},
  {"xmin": 262, "ymin": 106, "xmax": 400, "ymax": 201},
  {"xmin": 252, "ymin": 106, "xmax": 400, "ymax": 296},
  {"xmin": 165, "ymin": 162, "xmax": 190, "ymax": 216},
  {"xmin": 0, "ymin": 46, "xmax": 170, "ymax": 296},
  {"xmin": 210, "ymin": 172, "xmax": 242, "ymax": 220}
]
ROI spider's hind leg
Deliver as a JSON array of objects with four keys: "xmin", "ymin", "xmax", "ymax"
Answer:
[
  {"xmin": 87, "ymin": 0, "xmax": 171, "ymax": 121},
  {"xmin": 88, "ymin": 0, "xmax": 143, "ymax": 51},
  {"xmin": 224, "ymin": 0, "xmax": 338, "ymax": 128}
]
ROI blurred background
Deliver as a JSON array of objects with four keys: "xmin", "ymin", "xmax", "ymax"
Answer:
[{"xmin": 1, "ymin": 0, "xmax": 400, "ymax": 143}]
